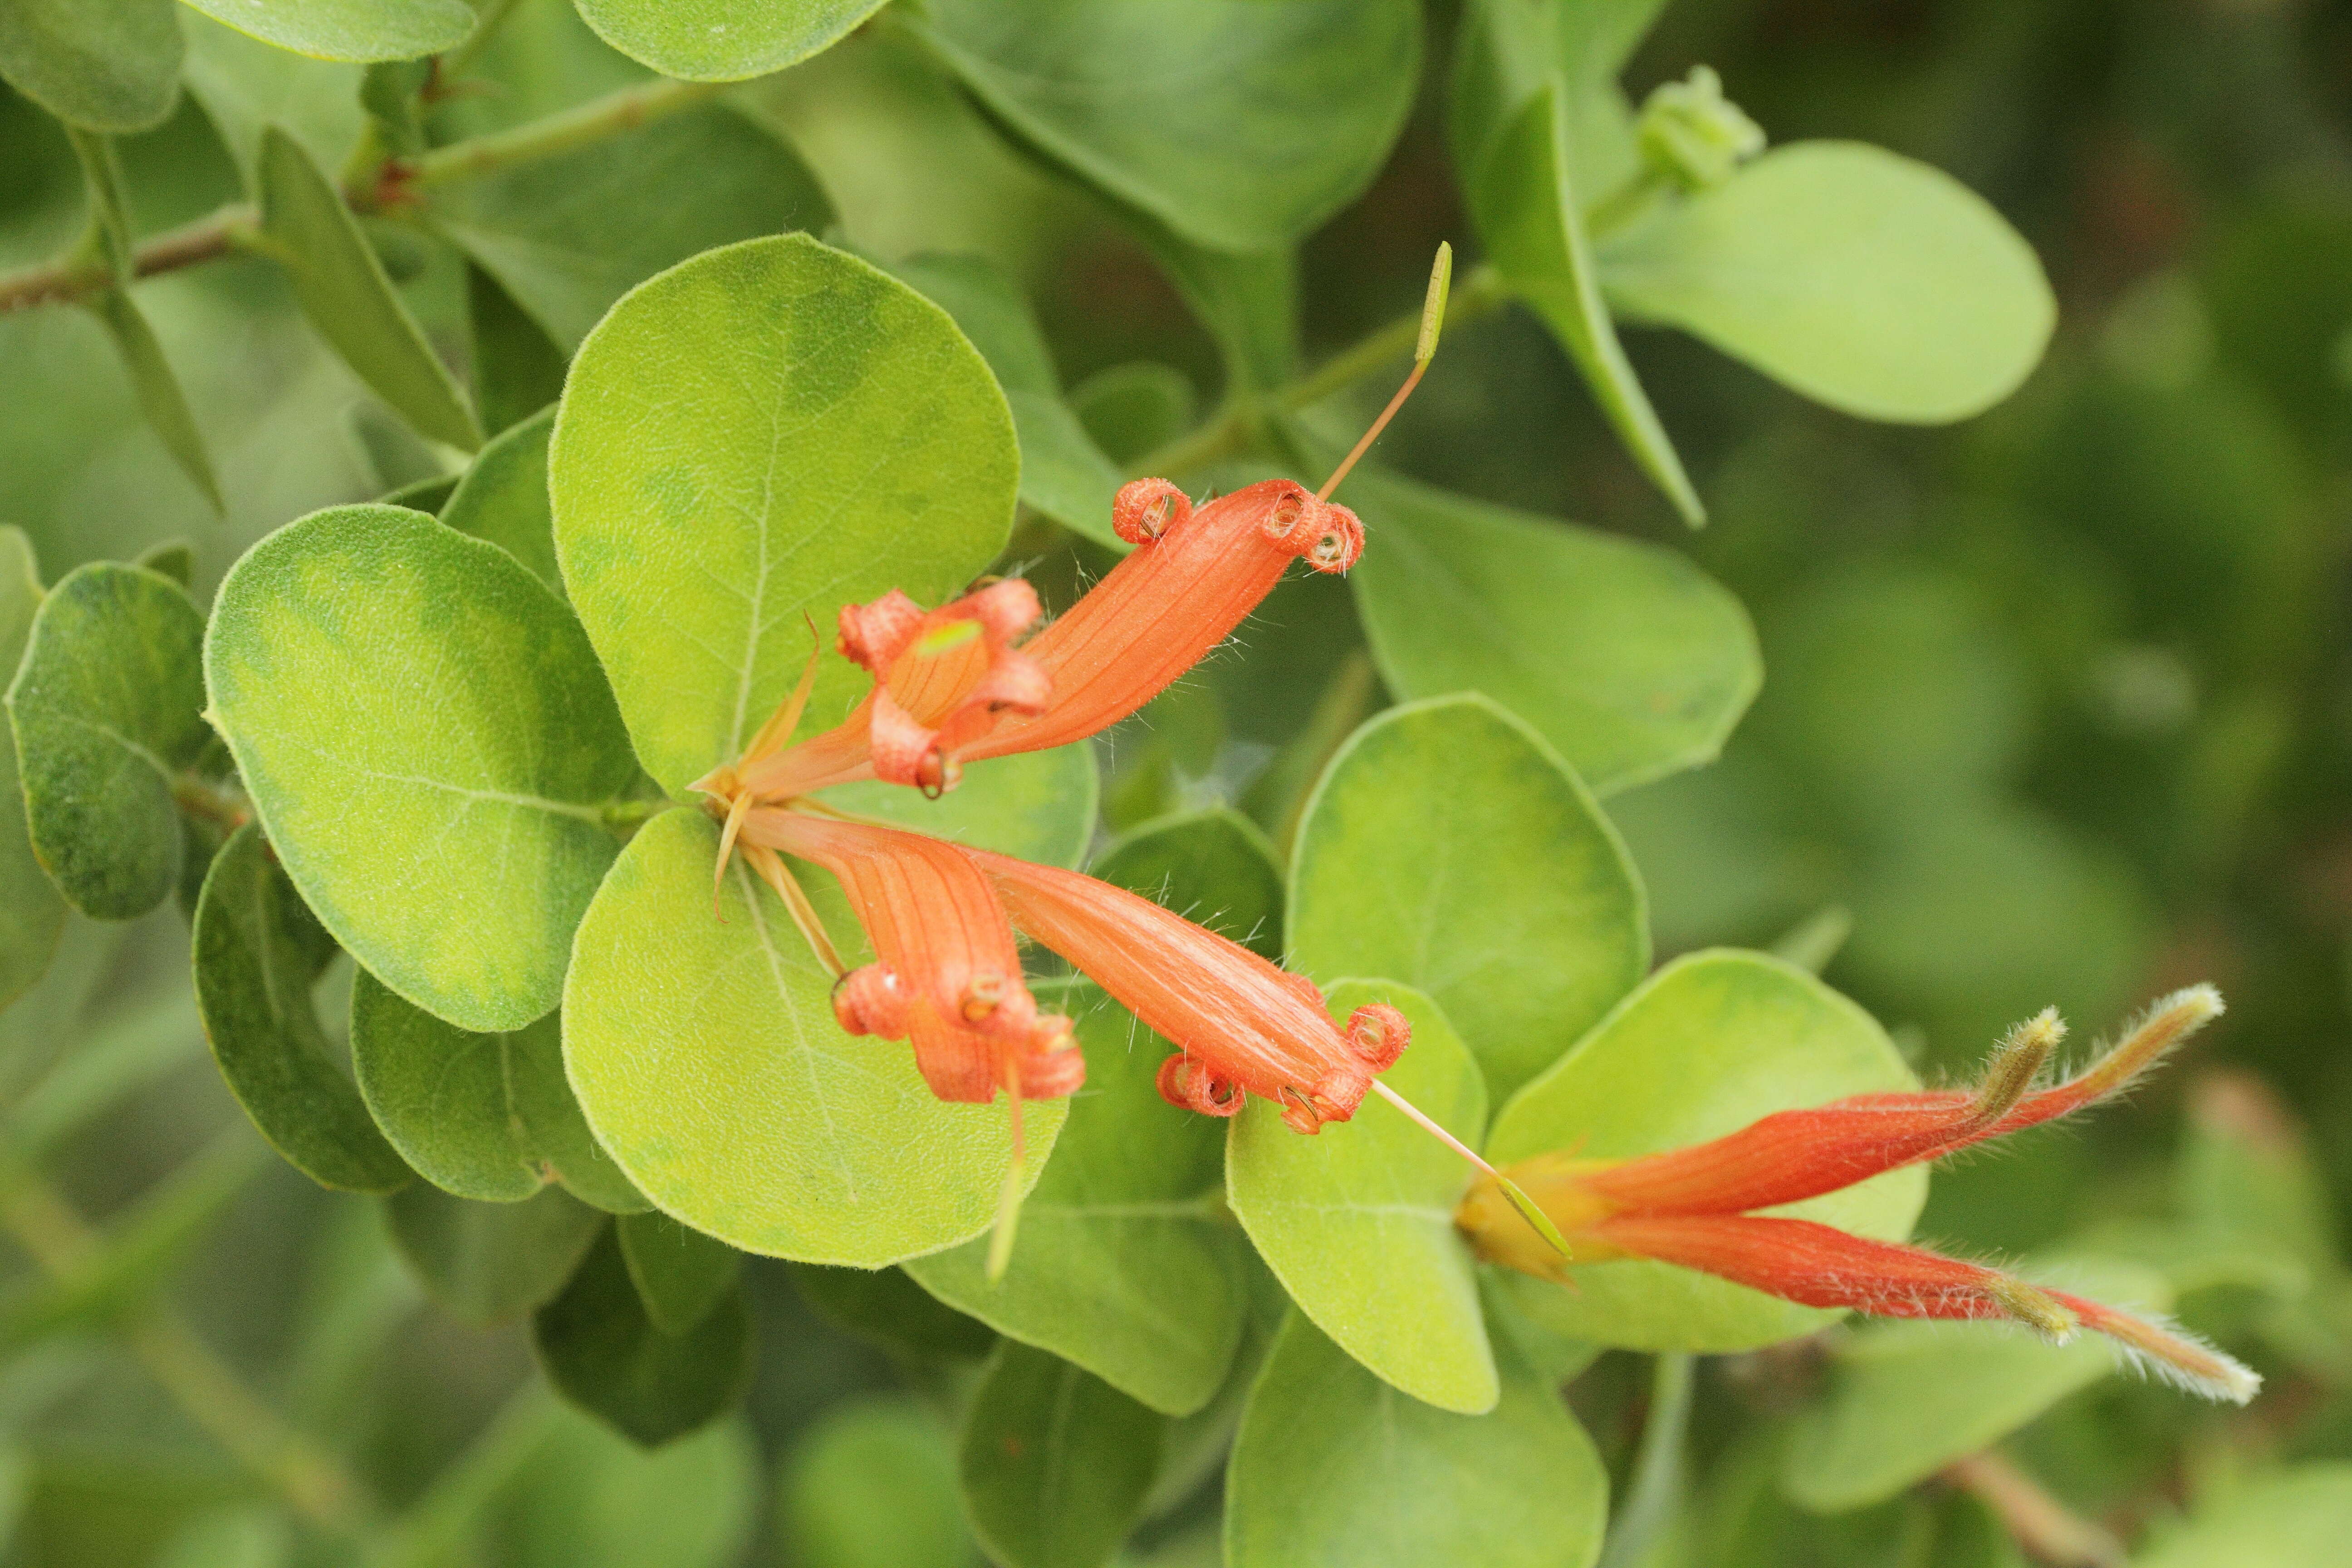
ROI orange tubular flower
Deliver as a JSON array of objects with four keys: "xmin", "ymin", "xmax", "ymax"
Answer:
[
  {"xmin": 1458, "ymin": 987, "xmax": 2262, "ymax": 1404},
  {"xmin": 969, "ymin": 848, "xmax": 1407, "ymax": 1134},
  {"xmin": 734, "ymin": 808, "xmax": 1082, "ymax": 1105}
]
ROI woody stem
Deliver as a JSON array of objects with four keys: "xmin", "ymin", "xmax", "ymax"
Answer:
[{"xmin": 1941, "ymin": 1451, "xmax": 2127, "ymax": 1568}]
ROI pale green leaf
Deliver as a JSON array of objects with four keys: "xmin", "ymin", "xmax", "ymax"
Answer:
[
  {"xmin": 350, "ymin": 970, "xmax": 646, "ymax": 1210},
  {"xmin": 0, "ymin": 0, "xmax": 181, "ymax": 133},
  {"xmin": 178, "ymin": 0, "xmax": 473, "ymax": 63},
  {"xmin": 615, "ymin": 1210, "xmax": 739, "ymax": 1336},
  {"xmin": 1346, "ymin": 469, "xmax": 1758, "ymax": 795},
  {"xmin": 1468, "ymin": 84, "xmax": 1700, "ymax": 524},
  {"xmin": 431, "ymin": 106, "xmax": 834, "ymax": 353},
  {"xmin": 1598, "ymin": 143, "xmax": 2056, "ymax": 423},
  {"xmin": 549, "ymin": 234, "xmax": 1017, "ymax": 794},
  {"xmin": 1225, "ymin": 1309, "xmax": 1608, "ymax": 1568},
  {"xmin": 6, "ymin": 562, "xmax": 209, "ymax": 921},
  {"xmin": 194, "ymin": 824, "xmax": 412, "ymax": 1193},
  {"xmin": 179, "ymin": 8, "xmax": 363, "ymax": 187},
  {"xmin": 960, "ymin": 1342, "xmax": 1163, "ymax": 1568},
  {"xmin": 534, "ymin": 1224, "xmax": 753, "ymax": 1446},
  {"xmin": 574, "ymin": 0, "xmax": 884, "ymax": 81},
  {"xmin": 205, "ymin": 505, "xmax": 640, "ymax": 1033},
  {"xmin": 905, "ymin": 986, "xmax": 1243, "ymax": 1417},
  {"xmin": 1226, "ymin": 980, "xmax": 1495, "ymax": 1413},
  {"xmin": 2132, "ymin": 1465, "xmax": 2352, "ymax": 1568},
  {"xmin": 1485, "ymin": 950, "xmax": 1926, "ymax": 1352},
  {"xmin": 134, "ymin": 540, "xmax": 194, "ymax": 587},
  {"xmin": 777, "ymin": 1398, "xmax": 978, "ymax": 1568},
  {"xmin": 386, "ymin": 1181, "xmax": 603, "ymax": 1325},
  {"xmin": 258, "ymin": 127, "xmax": 482, "ymax": 451},
  {"xmin": 495, "ymin": 1411, "xmax": 757, "ymax": 1568},
  {"xmin": 905, "ymin": 0, "xmax": 1420, "ymax": 253},
  {"xmin": 1782, "ymin": 1255, "xmax": 2173, "ymax": 1513},
  {"xmin": 563, "ymin": 809, "xmax": 1065, "ymax": 1265},
  {"xmin": 438, "ymin": 404, "xmax": 559, "ymax": 592},
  {"xmin": 821, "ymin": 743, "xmax": 1098, "ymax": 872},
  {"xmin": 1288, "ymin": 695, "xmax": 1647, "ymax": 1103},
  {"xmin": 86, "ymin": 289, "xmax": 222, "ymax": 513},
  {"xmin": 0, "ymin": 529, "xmax": 63, "ymax": 1010},
  {"xmin": 1091, "ymin": 808, "xmax": 1284, "ymax": 961}
]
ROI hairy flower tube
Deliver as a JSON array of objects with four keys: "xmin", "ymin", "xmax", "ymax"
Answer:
[{"xmin": 1457, "ymin": 987, "xmax": 2262, "ymax": 1403}]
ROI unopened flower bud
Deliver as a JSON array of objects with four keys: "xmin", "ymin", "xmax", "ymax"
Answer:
[{"xmin": 1638, "ymin": 65, "xmax": 1765, "ymax": 193}]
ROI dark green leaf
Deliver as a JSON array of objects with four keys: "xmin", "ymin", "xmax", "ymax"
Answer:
[
  {"xmin": 1348, "ymin": 469, "xmax": 1757, "ymax": 794},
  {"xmin": 205, "ymin": 505, "xmax": 640, "ymax": 1033},
  {"xmin": 787, "ymin": 1262, "xmax": 996, "ymax": 1361},
  {"xmin": 1071, "ymin": 363, "xmax": 1196, "ymax": 466},
  {"xmin": 258, "ymin": 127, "xmax": 481, "ymax": 451},
  {"xmin": 573, "ymin": 0, "xmax": 887, "ymax": 81},
  {"xmin": 386, "ymin": 1181, "xmax": 604, "ymax": 1326},
  {"xmin": 904, "ymin": 986, "xmax": 1244, "ymax": 1416},
  {"xmin": 466, "ymin": 265, "xmax": 568, "ymax": 438},
  {"xmin": 432, "ymin": 106, "xmax": 834, "ymax": 353},
  {"xmin": 0, "ymin": 0, "xmax": 180, "ymax": 133},
  {"xmin": 180, "ymin": 0, "xmax": 475, "ymax": 63},
  {"xmin": 133, "ymin": 541, "xmax": 194, "ymax": 587},
  {"xmin": 350, "ymin": 970, "xmax": 645, "ymax": 1210},
  {"xmin": 534, "ymin": 1225, "xmax": 754, "ymax": 1447},
  {"xmin": 1288, "ymin": 695, "xmax": 1647, "ymax": 1102},
  {"xmin": 1225, "ymin": 1309, "xmax": 1608, "ymax": 1568},
  {"xmin": 0, "ymin": 530, "xmax": 63, "ymax": 1011},
  {"xmin": 194, "ymin": 823, "xmax": 412, "ymax": 1193},
  {"xmin": 960, "ymin": 1341, "xmax": 1163, "ymax": 1568},
  {"xmin": 616, "ymin": 1211, "xmax": 739, "ymax": 1336},
  {"xmin": 906, "ymin": 0, "xmax": 1421, "ymax": 253},
  {"xmin": 438, "ymin": 404, "xmax": 559, "ymax": 592},
  {"xmin": 777, "ymin": 1398, "xmax": 980, "ymax": 1568},
  {"xmin": 1122, "ymin": 206, "xmax": 1296, "ymax": 396},
  {"xmin": 6, "ymin": 561, "xmax": 209, "ymax": 921}
]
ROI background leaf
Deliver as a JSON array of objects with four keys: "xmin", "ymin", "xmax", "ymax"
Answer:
[
  {"xmin": 1226, "ymin": 980, "xmax": 1496, "ymax": 1413},
  {"xmin": 205, "ymin": 504, "xmax": 640, "ymax": 1033},
  {"xmin": 0, "ymin": 0, "xmax": 180, "ymax": 133},
  {"xmin": 905, "ymin": 985, "xmax": 1243, "ymax": 1417},
  {"xmin": 572, "ymin": 0, "xmax": 887, "ymax": 82},
  {"xmin": 179, "ymin": 0, "xmax": 475, "ymax": 63},
  {"xmin": 776, "ymin": 1398, "xmax": 979, "ymax": 1568},
  {"xmin": 562, "ymin": 810, "xmax": 1066, "ymax": 1264},
  {"xmin": 533, "ymin": 1224, "xmax": 754, "ymax": 1446},
  {"xmin": 904, "ymin": 0, "xmax": 1421, "ymax": 253},
  {"xmin": 549, "ymin": 233, "xmax": 1017, "ymax": 794},
  {"xmin": 1091, "ymin": 808, "xmax": 1284, "ymax": 961},
  {"xmin": 959, "ymin": 1341, "xmax": 1163, "ymax": 1568},
  {"xmin": 614, "ymin": 1210, "xmax": 739, "ymax": 1336},
  {"xmin": 788, "ymin": 1263, "xmax": 996, "ymax": 1363},
  {"xmin": 1288, "ymin": 695, "xmax": 1647, "ymax": 1102},
  {"xmin": 258, "ymin": 127, "xmax": 482, "ymax": 452},
  {"xmin": 86, "ymin": 289, "xmax": 223, "ymax": 513},
  {"xmin": 1484, "ymin": 950, "xmax": 1926, "ymax": 1351},
  {"xmin": 350, "ymin": 969, "xmax": 645, "ymax": 1210},
  {"xmin": 438, "ymin": 404, "xmax": 559, "ymax": 592},
  {"xmin": 0, "ymin": 529, "xmax": 64, "ymax": 1009},
  {"xmin": 1598, "ymin": 142, "xmax": 2055, "ymax": 423},
  {"xmin": 2131, "ymin": 1465, "xmax": 2352, "ymax": 1568},
  {"xmin": 179, "ymin": 7, "xmax": 363, "ymax": 185},
  {"xmin": 490, "ymin": 1409, "xmax": 757, "ymax": 1568},
  {"xmin": 1347, "ymin": 469, "xmax": 1758, "ymax": 795},
  {"xmin": 1225, "ymin": 1309, "xmax": 1608, "ymax": 1568},
  {"xmin": 6, "ymin": 561, "xmax": 209, "ymax": 921},
  {"xmin": 386, "ymin": 1181, "xmax": 604, "ymax": 1326},
  {"xmin": 193, "ymin": 823, "xmax": 412, "ymax": 1193}
]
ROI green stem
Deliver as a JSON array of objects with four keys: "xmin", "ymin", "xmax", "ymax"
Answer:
[
  {"xmin": 1127, "ymin": 262, "xmax": 1509, "ymax": 480},
  {"xmin": 1597, "ymin": 1352, "xmax": 1694, "ymax": 1568},
  {"xmin": 434, "ymin": 0, "xmax": 528, "ymax": 87},
  {"xmin": 172, "ymin": 771, "xmax": 253, "ymax": 834},
  {"xmin": 0, "ymin": 1176, "xmax": 377, "ymax": 1538}
]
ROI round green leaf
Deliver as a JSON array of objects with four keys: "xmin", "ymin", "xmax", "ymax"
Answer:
[
  {"xmin": 0, "ymin": 0, "xmax": 180, "ymax": 133},
  {"xmin": 1227, "ymin": 980, "xmax": 1495, "ymax": 1414},
  {"xmin": 562, "ymin": 809, "xmax": 1065, "ymax": 1265},
  {"xmin": 1225, "ymin": 1309, "xmax": 1607, "ymax": 1568},
  {"xmin": 194, "ymin": 823, "xmax": 413, "ymax": 1194},
  {"xmin": 905, "ymin": 985, "xmax": 1243, "ymax": 1417},
  {"xmin": 1348, "ymin": 469, "xmax": 1759, "ymax": 796},
  {"xmin": 1484, "ymin": 950, "xmax": 1926, "ymax": 1352},
  {"xmin": 495, "ymin": 1411, "xmax": 757, "ymax": 1568},
  {"xmin": 205, "ymin": 505, "xmax": 641, "ymax": 1034},
  {"xmin": 432, "ymin": 107, "xmax": 835, "ymax": 353},
  {"xmin": 180, "ymin": 7, "xmax": 365, "ymax": 188},
  {"xmin": 0, "ymin": 529, "xmax": 63, "ymax": 1009},
  {"xmin": 959, "ymin": 1342, "xmax": 1163, "ymax": 1568},
  {"xmin": 906, "ymin": 0, "xmax": 1421, "ymax": 253},
  {"xmin": 1091, "ymin": 807, "xmax": 1284, "ymax": 961},
  {"xmin": 777, "ymin": 1399, "xmax": 977, "ymax": 1568},
  {"xmin": 821, "ymin": 743, "xmax": 1099, "ymax": 872},
  {"xmin": 179, "ymin": 0, "xmax": 474, "ymax": 63},
  {"xmin": 6, "ymin": 562, "xmax": 210, "ymax": 921},
  {"xmin": 1289, "ymin": 695, "xmax": 1648, "ymax": 1104},
  {"xmin": 2132, "ymin": 1464, "xmax": 2352, "ymax": 1568},
  {"xmin": 615, "ymin": 1210, "xmax": 740, "ymax": 1336},
  {"xmin": 439, "ymin": 405, "xmax": 560, "ymax": 594},
  {"xmin": 549, "ymin": 234, "xmax": 1017, "ymax": 795},
  {"xmin": 1597, "ymin": 142, "xmax": 2057, "ymax": 423},
  {"xmin": 534, "ymin": 1224, "xmax": 753, "ymax": 1447},
  {"xmin": 351, "ymin": 970, "xmax": 647, "ymax": 1211},
  {"xmin": 386, "ymin": 1181, "xmax": 605, "ymax": 1325},
  {"xmin": 573, "ymin": 0, "xmax": 883, "ymax": 81},
  {"xmin": 1782, "ymin": 1254, "xmax": 2172, "ymax": 1513}
]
